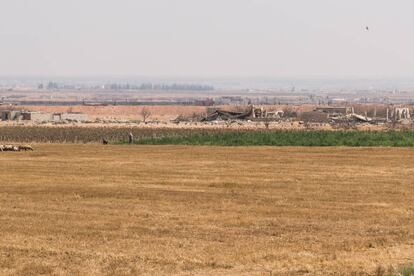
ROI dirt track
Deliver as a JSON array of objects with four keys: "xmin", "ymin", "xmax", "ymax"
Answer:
[{"xmin": 0, "ymin": 145, "xmax": 413, "ymax": 275}]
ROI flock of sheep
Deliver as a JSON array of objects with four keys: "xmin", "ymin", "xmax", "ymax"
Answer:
[{"xmin": 0, "ymin": 145, "xmax": 33, "ymax": 152}]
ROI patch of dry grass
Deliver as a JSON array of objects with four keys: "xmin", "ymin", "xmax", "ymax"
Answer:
[{"xmin": 0, "ymin": 145, "xmax": 413, "ymax": 275}]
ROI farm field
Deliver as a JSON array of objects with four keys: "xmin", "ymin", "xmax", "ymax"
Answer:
[{"xmin": 0, "ymin": 145, "xmax": 413, "ymax": 275}]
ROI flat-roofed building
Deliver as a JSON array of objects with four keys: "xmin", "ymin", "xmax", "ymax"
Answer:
[
  {"xmin": 0, "ymin": 110, "xmax": 21, "ymax": 121},
  {"xmin": 21, "ymin": 111, "xmax": 53, "ymax": 122}
]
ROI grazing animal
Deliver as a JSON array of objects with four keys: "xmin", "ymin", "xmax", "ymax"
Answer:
[
  {"xmin": 4, "ymin": 145, "xmax": 15, "ymax": 151},
  {"xmin": 18, "ymin": 145, "xmax": 34, "ymax": 151},
  {"xmin": 0, "ymin": 145, "xmax": 33, "ymax": 152}
]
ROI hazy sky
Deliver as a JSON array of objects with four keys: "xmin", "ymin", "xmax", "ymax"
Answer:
[{"xmin": 1, "ymin": 0, "xmax": 414, "ymax": 77}]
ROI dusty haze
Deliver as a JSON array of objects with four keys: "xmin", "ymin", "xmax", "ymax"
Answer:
[{"xmin": 1, "ymin": 0, "xmax": 414, "ymax": 77}]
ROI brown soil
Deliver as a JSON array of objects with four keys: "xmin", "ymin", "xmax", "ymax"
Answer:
[{"xmin": 0, "ymin": 145, "xmax": 413, "ymax": 275}]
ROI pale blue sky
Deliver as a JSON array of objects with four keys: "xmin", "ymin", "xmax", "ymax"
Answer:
[{"xmin": 0, "ymin": 0, "xmax": 413, "ymax": 77}]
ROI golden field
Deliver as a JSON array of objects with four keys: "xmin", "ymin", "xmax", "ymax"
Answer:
[{"xmin": 0, "ymin": 145, "xmax": 413, "ymax": 275}]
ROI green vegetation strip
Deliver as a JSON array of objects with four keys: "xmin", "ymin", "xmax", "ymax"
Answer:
[
  {"xmin": 1, "ymin": 126, "xmax": 414, "ymax": 146},
  {"xmin": 130, "ymin": 130, "xmax": 414, "ymax": 147}
]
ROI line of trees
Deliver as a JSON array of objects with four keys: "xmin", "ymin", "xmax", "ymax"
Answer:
[
  {"xmin": 38, "ymin": 82, "xmax": 214, "ymax": 91},
  {"xmin": 104, "ymin": 83, "xmax": 214, "ymax": 91}
]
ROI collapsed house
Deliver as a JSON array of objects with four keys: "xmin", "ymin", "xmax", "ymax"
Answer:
[
  {"xmin": 322, "ymin": 106, "xmax": 412, "ymax": 124},
  {"xmin": 199, "ymin": 104, "xmax": 413, "ymax": 125},
  {"xmin": 315, "ymin": 107, "xmax": 353, "ymax": 116},
  {"xmin": 391, "ymin": 108, "xmax": 410, "ymax": 120},
  {"xmin": 298, "ymin": 106, "xmax": 353, "ymax": 123},
  {"xmin": 202, "ymin": 108, "xmax": 252, "ymax": 121},
  {"xmin": 201, "ymin": 106, "xmax": 284, "ymax": 122},
  {"xmin": 252, "ymin": 107, "xmax": 284, "ymax": 119}
]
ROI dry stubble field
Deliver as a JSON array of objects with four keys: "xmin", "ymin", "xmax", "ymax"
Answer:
[{"xmin": 0, "ymin": 145, "xmax": 413, "ymax": 275}]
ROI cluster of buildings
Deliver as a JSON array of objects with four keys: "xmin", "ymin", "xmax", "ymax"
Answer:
[
  {"xmin": 0, "ymin": 109, "xmax": 88, "ymax": 123},
  {"xmin": 314, "ymin": 106, "xmax": 412, "ymax": 124},
  {"xmin": 201, "ymin": 106, "xmax": 285, "ymax": 122}
]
